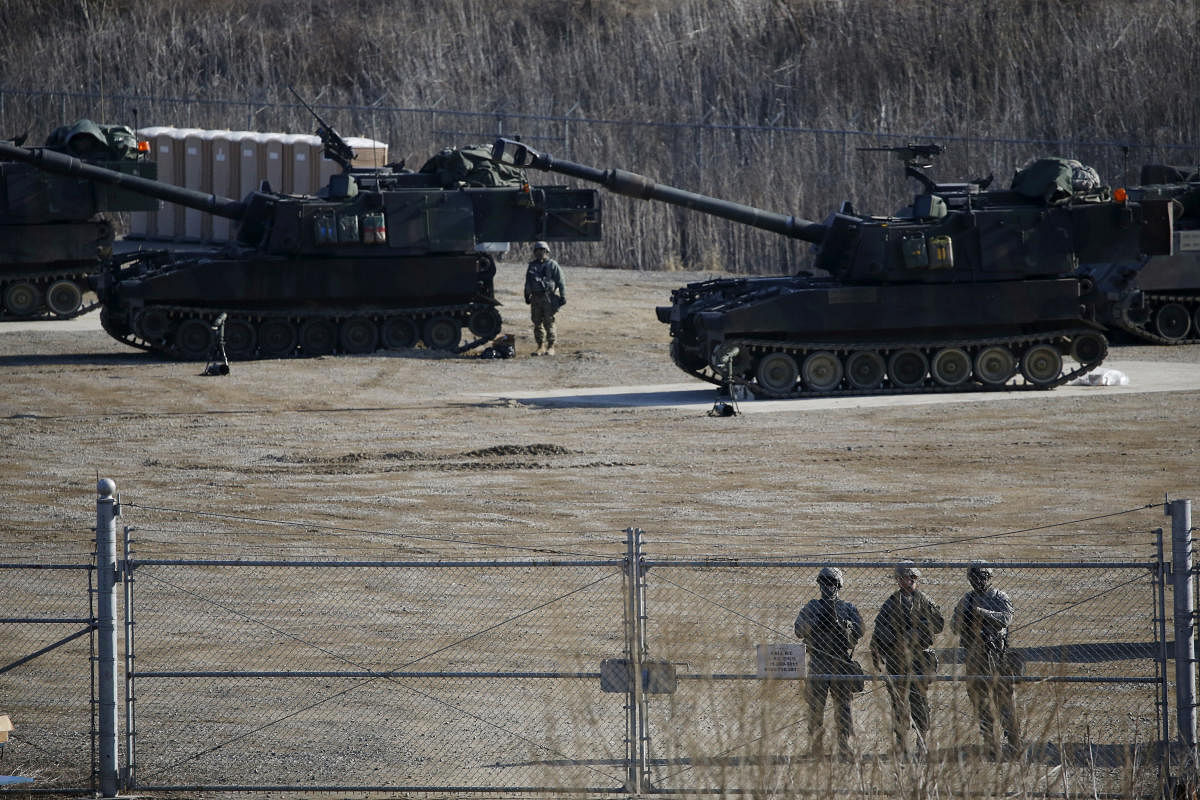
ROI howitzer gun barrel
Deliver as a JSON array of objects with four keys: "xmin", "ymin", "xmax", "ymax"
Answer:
[
  {"xmin": 0, "ymin": 140, "xmax": 247, "ymax": 220},
  {"xmin": 491, "ymin": 138, "xmax": 826, "ymax": 244}
]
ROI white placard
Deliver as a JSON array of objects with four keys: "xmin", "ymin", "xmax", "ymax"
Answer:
[{"xmin": 756, "ymin": 643, "xmax": 806, "ymax": 678}]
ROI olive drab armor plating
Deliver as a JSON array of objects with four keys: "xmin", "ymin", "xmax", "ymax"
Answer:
[
  {"xmin": 491, "ymin": 139, "xmax": 1176, "ymax": 397},
  {"xmin": 0, "ymin": 119, "xmax": 601, "ymax": 360}
]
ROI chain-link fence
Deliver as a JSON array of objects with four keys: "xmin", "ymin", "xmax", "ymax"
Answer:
[
  {"xmin": 124, "ymin": 558, "xmax": 630, "ymax": 793},
  {"xmin": 637, "ymin": 558, "xmax": 1162, "ymax": 798},
  {"xmin": 0, "ymin": 563, "xmax": 96, "ymax": 791},
  {"xmin": 1, "ymin": 493, "xmax": 1192, "ymax": 798}
]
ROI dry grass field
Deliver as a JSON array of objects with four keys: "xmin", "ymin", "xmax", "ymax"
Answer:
[{"xmin": 1, "ymin": 259, "xmax": 1198, "ymax": 796}]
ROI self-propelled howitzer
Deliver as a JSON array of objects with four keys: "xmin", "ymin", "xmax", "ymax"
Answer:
[
  {"xmin": 0, "ymin": 138, "xmax": 601, "ymax": 359},
  {"xmin": 492, "ymin": 138, "xmax": 1175, "ymax": 396}
]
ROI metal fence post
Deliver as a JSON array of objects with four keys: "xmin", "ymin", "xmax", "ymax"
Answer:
[
  {"xmin": 623, "ymin": 527, "xmax": 649, "ymax": 795},
  {"xmin": 1170, "ymin": 498, "xmax": 1197, "ymax": 767},
  {"xmin": 95, "ymin": 479, "xmax": 120, "ymax": 797}
]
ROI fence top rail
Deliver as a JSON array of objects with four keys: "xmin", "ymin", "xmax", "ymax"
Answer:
[
  {"xmin": 128, "ymin": 558, "xmax": 625, "ymax": 569},
  {"xmin": 643, "ymin": 558, "xmax": 1158, "ymax": 570},
  {"xmin": 0, "ymin": 562, "xmax": 94, "ymax": 570},
  {"xmin": 3, "ymin": 86, "xmax": 1197, "ymax": 154}
]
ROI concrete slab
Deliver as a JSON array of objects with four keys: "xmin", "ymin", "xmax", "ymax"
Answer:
[
  {"xmin": 0, "ymin": 313, "xmax": 103, "ymax": 333},
  {"xmin": 476, "ymin": 359, "xmax": 1200, "ymax": 413}
]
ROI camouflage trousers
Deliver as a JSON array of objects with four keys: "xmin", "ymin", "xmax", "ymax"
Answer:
[
  {"xmin": 966, "ymin": 650, "xmax": 1020, "ymax": 751},
  {"xmin": 805, "ymin": 661, "xmax": 855, "ymax": 754},
  {"xmin": 529, "ymin": 295, "xmax": 559, "ymax": 347}
]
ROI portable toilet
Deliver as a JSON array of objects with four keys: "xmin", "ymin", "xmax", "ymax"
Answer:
[{"xmin": 183, "ymin": 129, "xmax": 216, "ymax": 241}]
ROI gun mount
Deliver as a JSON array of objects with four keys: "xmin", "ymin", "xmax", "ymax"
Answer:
[
  {"xmin": 289, "ymin": 87, "xmax": 357, "ymax": 172},
  {"xmin": 1, "ymin": 120, "xmax": 156, "ymax": 319},
  {"xmin": 0, "ymin": 137, "xmax": 601, "ymax": 360},
  {"xmin": 492, "ymin": 138, "xmax": 1175, "ymax": 397}
]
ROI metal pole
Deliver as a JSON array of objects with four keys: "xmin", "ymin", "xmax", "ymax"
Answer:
[
  {"xmin": 95, "ymin": 479, "xmax": 120, "ymax": 798},
  {"xmin": 633, "ymin": 528, "xmax": 650, "ymax": 793},
  {"xmin": 1158, "ymin": 528, "xmax": 1174, "ymax": 778},
  {"xmin": 622, "ymin": 528, "xmax": 640, "ymax": 794},
  {"xmin": 122, "ymin": 524, "xmax": 135, "ymax": 791},
  {"xmin": 1170, "ymin": 499, "xmax": 1197, "ymax": 767}
]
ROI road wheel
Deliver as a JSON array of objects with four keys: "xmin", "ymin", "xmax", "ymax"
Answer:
[
  {"xmin": 1020, "ymin": 344, "xmax": 1063, "ymax": 386},
  {"xmin": 339, "ymin": 317, "xmax": 379, "ymax": 354},
  {"xmin": 802, "ymin": 350, "xmax": 843, "ymax": 392},
  {"xmin": 931, "ymin": 347, "xmax": 971, "ymax": 387},
  {"xmin": 136, "ymin": 308, "xmax": 171, "ymax": 342},
  {"xmin": 887, "ymin": 349, "xmax": 927, "ymax": 389},
  {"xmin": 1069, "ymin": 331, "xmax": 1107, "ymax": 363},
  {"xmin": 46, "ymin": 280, "xmax": 84, "ymax": 316},
  {"xmin": 3, "ymin": 281, "xmax": 41, "ymax": 316},
  {"xmin": 382, "ymin": 317, "xmax": 418, "ymax": 349},
  {"xmin": 1155, "ymin": 303, "xmax": 1191, "ymax": 340},
  {"xmin": 258, "ymin": 318, "xmax": 297, "ymax": 359},
  {"xmin": 223, "ymin": 319, "xmax": 257, "ymax": 360},
  {"xmin": 174, "ymin": 318, "xmax": 213, "ymax": 360},
  {"xmin": 845, "ymin": 350, "xmax": 885, "ymax": 390},
  {"xmin": 974, "ymin": 346, "xmax": 1016, "ymax": 387},
  {"xmin": 299, "ymin": 318, "xmax": 337, "ymax": 356},
  {"xmin": 468, "ymin": 306, "xmax": 502, "ymax": 340},
  {"xmin": 423, "ymin": 316, "xmax": 462, "ymax": 351},
  {"xmin": 754, "ymin": 352, "xmax": 798, "ymax": 396}
]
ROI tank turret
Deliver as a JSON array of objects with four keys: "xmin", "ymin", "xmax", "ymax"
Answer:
[
  {"xmin": 492, "ymin": 138, "xmax": 1175, "ymax": 397},
  {"xmin": 0, "ymin": 135, "xmax": 601, "ymax": 360},
  {"xmin": 0, "ymin": 121, "xmax": 156, "ymax": 319}
]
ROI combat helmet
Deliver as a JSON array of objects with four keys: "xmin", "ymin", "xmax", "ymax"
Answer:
[{"xmin": 816, "ymin": 566, "xmax": 844, "ymax": 587}]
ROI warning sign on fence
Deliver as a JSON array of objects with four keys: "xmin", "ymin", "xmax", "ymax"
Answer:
[{"xmin": 755, "ymin": 643, "xmax": 806, "ymax": 679}]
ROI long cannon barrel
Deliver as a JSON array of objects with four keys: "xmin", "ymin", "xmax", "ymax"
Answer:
[
  {"xmin": 491, "ymin": 138, "xmax": 827, "ymax": 244},
  {"xmin": 0, "ymin": 139, "xmax": 247, "ymax": 219}
]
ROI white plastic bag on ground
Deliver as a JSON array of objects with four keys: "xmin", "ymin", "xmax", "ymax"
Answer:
[{"xmin": 1070, "ymin": 368, "xmax": 1129, "ymax": 386}]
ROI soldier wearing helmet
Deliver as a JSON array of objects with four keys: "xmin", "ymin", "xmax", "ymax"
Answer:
[
  {"xmin": 523, "ymin": 241, "xmax": 566, "ymax": 356},
  {"xmin": 951, "ymin": 561, "xmax": 1020, "ymax": 759},
  {"xmin": 794, "ymin": 566, "xmax": 863, "ymax": 760},
  {"xmin": 869, "ymin": 561, "xmax": 944, "ymax": 758}
]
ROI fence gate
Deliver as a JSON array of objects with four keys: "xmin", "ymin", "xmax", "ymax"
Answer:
[
  {"xmin": 121, "ymin": 551, "xmax": 632, "ymax": 794},
  {"xmin": 0, "ymin": 562, "xmax": 96, "ymax": 792}
]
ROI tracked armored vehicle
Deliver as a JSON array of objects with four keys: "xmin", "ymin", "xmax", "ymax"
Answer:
[
  {"xmin": 492, "ymin": 139, "xmax": 1175, "ymax": 397},
  {"xmin": 0, "ymin": 126, "xmax": 600, "ymax": 359},
  {"xmin": 1080, "ymin": 164, "xmax": 1200, "ymax": 344},
  {"xmin": 1, "ymin": 120, "xmax": 156, "ymax": 319}
]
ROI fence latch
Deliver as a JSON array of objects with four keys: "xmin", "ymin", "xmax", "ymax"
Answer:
[{"xmin": 600, "ymin": 658, "xmax": 678, "ymax": 694}]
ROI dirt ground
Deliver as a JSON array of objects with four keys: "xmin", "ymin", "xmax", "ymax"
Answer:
[
  {"xmin": 1, "ymin": 259, "xmax": 1198, "ymax": 562},
  {"xmin": 2, "ymin": 259, "xmax": 1198, "ymax": 795}
]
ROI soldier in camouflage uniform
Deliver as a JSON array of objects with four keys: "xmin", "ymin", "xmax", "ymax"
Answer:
[
  {"xmin": 950, "ymin": 562, "xmax": 1020, "ymax": 760},
  {"xmin": 794, "ymin": 567, "xmax": 863, "ymax": 760},
  {"xmin": 869, "ymin": 561, "xmax": 944, "ymax": 758},
  {"xmin": 524, "ymin": 241, "xmax": 566, "ymax": 356}
]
